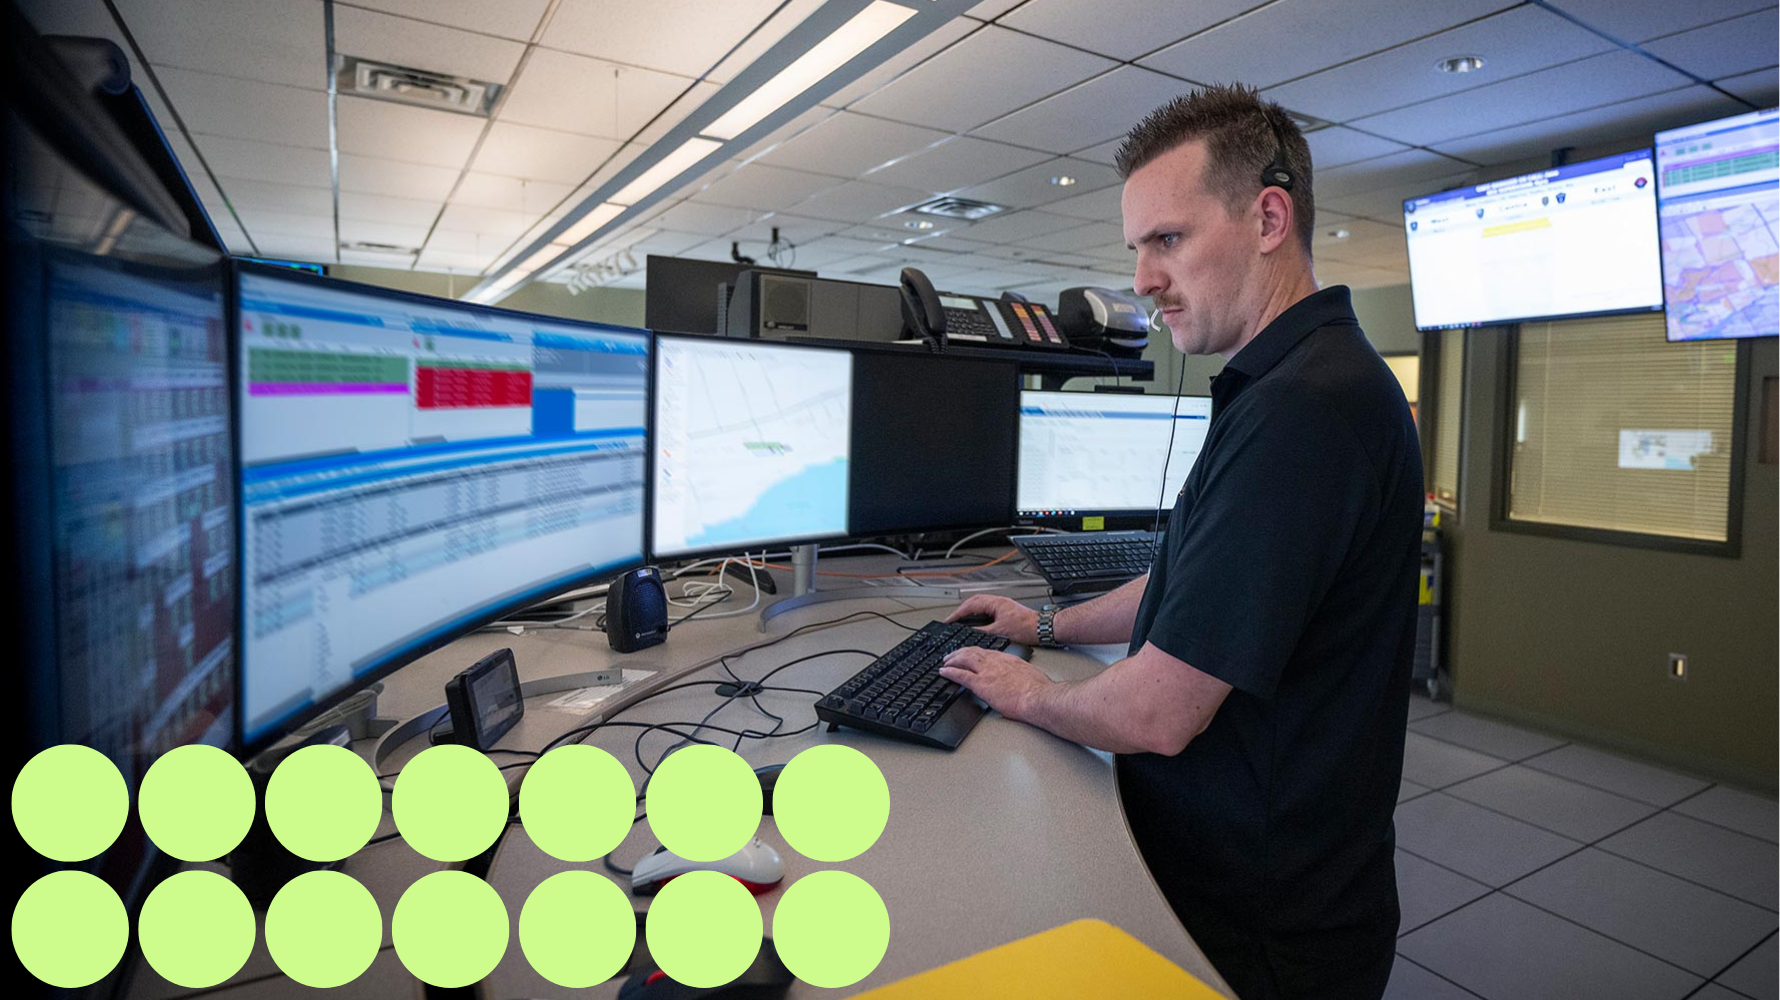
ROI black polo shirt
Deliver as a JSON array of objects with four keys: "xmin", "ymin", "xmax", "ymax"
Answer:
[{"xmin": 1119, "ymin": 286, "xmax": 1423, "ymax": 953}]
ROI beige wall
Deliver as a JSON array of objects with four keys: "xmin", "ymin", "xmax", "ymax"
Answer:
[{"xmin": 326, "ymin": 265, "xmax": 647, "ymax": 328}]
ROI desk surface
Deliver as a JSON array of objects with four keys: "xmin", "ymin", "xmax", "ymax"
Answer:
[{"xmin": 125, "ymin": 553, "xmax": 1232, "ymax": 999}]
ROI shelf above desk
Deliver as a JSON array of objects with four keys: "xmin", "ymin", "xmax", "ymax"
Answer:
[{"xmin": 783, "ymin": 335, "xmax": 1152, "ymax": 388}]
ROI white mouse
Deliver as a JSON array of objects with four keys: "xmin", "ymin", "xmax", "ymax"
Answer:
[{"xmin": 629, "ymin": 838, "xmax": 785, "ymax": 896}]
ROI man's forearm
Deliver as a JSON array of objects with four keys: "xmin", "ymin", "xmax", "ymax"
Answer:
[
  {"xmin": 1052, "ymin": 574, "xmax": 1148, "ymax": 645},
  {"xmin": 1017, "ymin": 668, "xmax": 1158, "ymax": 754}
]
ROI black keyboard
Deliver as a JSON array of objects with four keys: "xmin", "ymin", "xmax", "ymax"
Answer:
[
  {"xmin": 814, "ymin": 621, "xmax": 1031, "ymax": 750},
  {"xmin": 1012, "ymin": 530, "xmax": 1158, "ymax": 595}
]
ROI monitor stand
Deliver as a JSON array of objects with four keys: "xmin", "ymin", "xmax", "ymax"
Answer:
[
  {"xmin": 292, "ymin": 682, "xmax": 400, "ymax": 744},
  {"xmin": 757, "ymin": 543, "xmax": 959, "ymax": 630}
]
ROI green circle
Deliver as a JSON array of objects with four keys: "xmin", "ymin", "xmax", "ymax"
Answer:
[
  {"xmin": 518, "ymin": 871, "xmax": 635, "ymax": 987},
  {"xmin": 266, "ymin": 871, "xmax": 382, "ymax": 987},
  {"xmin": 392, "ymin": 744, "xmax": 510, "ymax": 862},
  {"xmin": 265, "ymin": 745, "xmax": 381, "ymax": 862},
  {"xmin": 138, "ymin": 870, "xmax": 255, "ymax": 988},
  {"xmin": 645, "ymin": 745, "xmax": 760, "ymax": 862},
  {"xmin": 12, "ymin": 744, "xmax": 128, "ymax": 862},
  {"xmin": 13, "ymin": 871, "xmax": 128, "ymax": 987},
  {"xmin": 645, "ymin": 870, "xmax": 761, "ymax": 988},
  {"xmin": 773, "ymin": 745, "xmax": 889, "ymax": 862},
  {"xmin": 139, "ymin": 745, "xmax": 256, "ymax": 861},
  {"xmin": 772, "ymin": 871, "xmax": 889, "ymax": 988},
  {"xmin": 392, "ymin": 870, "xmax": 509, "ymax": 988},
  {"xmin": 518, "ymin": 746, "xmax": 634, "ymax": 863}
]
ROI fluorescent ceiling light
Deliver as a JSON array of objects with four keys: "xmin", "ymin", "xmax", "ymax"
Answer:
[
  {"xmin": 512, "ymin": 244, "xmax": 563, "ymax": 277},
  {"xmin": 610, "ymin": 137, "xmax": 723, "ymax": 206},
  {"xmin": 553, "ymin": 202, "xmax": 626, "ymax": 247},
  {"xmin": 703, "ymin": 1, "xmax": 917, "ymax": 140}
]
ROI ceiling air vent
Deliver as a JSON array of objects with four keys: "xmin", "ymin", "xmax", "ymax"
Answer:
[
  {"xmin": 337, "ymin": 56, "xmax": 501, "ymax": 117},
  {"xmin": 340, "ymin": 241, "xmax": 418, "ymax": 257},
  {"xmin": 909, "ymin": 197, "xmax": 1006, "ymax": 221}
]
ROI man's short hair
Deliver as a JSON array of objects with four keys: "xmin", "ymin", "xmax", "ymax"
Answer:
[{"xmin": 1115, "ymin": 84, "xmax": 1315, "ymax": 255}]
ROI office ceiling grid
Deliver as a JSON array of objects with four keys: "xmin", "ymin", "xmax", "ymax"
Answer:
[{"xmin": 18, "ymin": 0, "xmax": 1778, "ymax": 298}]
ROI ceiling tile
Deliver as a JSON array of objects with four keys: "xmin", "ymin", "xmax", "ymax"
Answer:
[
  {"xmin": 337, "ymin": 248, "xmax": 420, "ymax": 268},
  {"xmin": 632, "ymin": 80, "xmax": 721, "ymax": 147},
  {"xmin": 219, "ymin": 178, "xmax": 333, "ymax": 216},
  {"xmin": 823, "ymin": 17, "xmax": 982, "ymax": 109},
  {"xmin": 468, "ymin": 122, "xmax": 625, "ymax": 185},
  {"xmin": 198, "ymin": 136, "xmax": 332, "ymax": 190},
  {"xmin": 449, "ymin": 173, "xmax": 573, "ymax": 213},
  {"xmin": 415, "ymin": 248, "xmax": 497, "ymax": 272},
  {"xmin": 253, "ymin": 235, "xmax": 338, "ymax": 261},
  {"xmin": 435, "ymin": 202, "xmax": 535, "ymax": 241},
  {"xmin": 688, "ymin": 162, "xmax": 843, "ymax": 211},
  {"xmin": 1015, "ymin": 221, "xmax": 1125, "ymax": 253},
  {"xmin": 1304, "ymin": 127, "xmax": 1414, "ymax": 170},
  {"xmin": 956, "ymin": 158, "xmax": 1122, "ymax": 209},
  {"xmin": 646, "ymin": 200, "xmax": 765, "ymax": 236},
  {"xmin": 999, "ymin": 0, "xmax": 1258, "ymax": 61},
  {"xmin": 780, "ymin": 238, "xmax": 888, "ymax": 267},
  {"xmin": 1318, "ymin": 149, "xmax": 1479, "ymax": 200},
  {"xmin": 1349, "ymin": 51, "xmax": 1693, "ymax": 146},
  {"xmin": 1313, "ymin": 217, "xmax": 1404, "ymax": 252},
  {"xmin": 343, "ymin": 0, "xmax": 550, "ymax": 41},
  {"xmin": 727, "ymin": 212, "xmax": 846, "ymax": 248},
  {"xmin": 1321, "ymin": 182, "xmax": 1469, "ymax": 222},
  {"xmin": 860, "ymin": 136, "xmax": 1054, "ymax": 192},
  {"xmin": 792, "ymin": 180, "xmax": 931, "ymax": 223},
  {"xmin": 239, "ymin": 209, "xmax": 334, "ymax": 239},
  {"xmin": 334, "ymin": 5, "xmax": 525, "ymax": 85},
  {"xmin": 755, "ymin": 112, "xmax": 948, "ymax": 178},
  {"xmin": 695, "ymin": 0, "xmax": 825, "ymax": 85},
  {"xmin": 850, "ymin": 26, "xmax": 1117, "ymax": 133},
  {"xmin": 619, "ymin": 229, "xmax": 710, "ymax": 258},
  {"xmin": 338, "ymin": 191, "xmax": 446, "ymax": 227},
  {"xmin": 338, "ymin": 154, "xmax": 464, "ymax": 201},
  {"xmin": 1641, "ymin": 9, "xmax": 1780, "ymax": 81},
  {"xmin": 1262, "ymin": 6, "xmax": 1616, "ymax": 123},
  {"xmin": 1714, "ymin": 68, "xmax": 1780, "ymax": 106},
  {"xmin": 1069, "ymin": 138, "xmax": 1126, "ymax": 165},
  {"xmin": 157, "ymin": 67, "xmax": 329, "ymax": 148},
  {"xmin": 499, "ymin": 48, "xmax": 694, "ymax": 141},
  {"xmin": 967, "ymin": 0, "xmax": 1029, "ymax": 19},
  {"xmin": 834, "ymin": 221, "xmax": 934, "ymax": 245},
  {"xmin": 424, "ymin": 228, "xmax": 514, "ymax": 255},
  {"xmin": 544, "ymin": 0, "xmax": 781, "ymax": 78},
  {"xmin": 1539, "ymin": 0, "xmax": 1773, "ymax": 44},
  {"xmin": 336, "ymin": 95, "xmax": 486, "ymax": 167},
  {"xmin": 946, "ymin": 209, "xmax": 1083, "ymax": 243},
  {"xmin": 1140, "ymin": 0, "xmax": 1514, "ymax": 90},
  {"xmin": 117, "ymin": 0, "xmax": 324, "ymax": 91},
  {"xmin": 971, "ymin": 66, "xmax": 1187, "ymax": 152},
  {"xmin": 1427, "ymin": 85, "xmax": 1751, "ymax": 165}
]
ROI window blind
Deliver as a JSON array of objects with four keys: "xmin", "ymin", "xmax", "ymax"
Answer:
[{"xmin": 1431, "ymin": 328, "xmax": 1464, "ymax": 505}]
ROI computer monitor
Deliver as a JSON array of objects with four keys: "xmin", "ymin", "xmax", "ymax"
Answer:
[
  {"xmin": 234, "ymin": 263, "xmax": 648, "ymax": 752},
  {"xmin": 1654, "ymin": 107, "xmax": 1779, "ymax": 341},
  {"xmin": 1016, "ymin": 390, "xmax": 1212, "ymax": 528},
  {"xmin": 849, "ymin": 350, "xmax": 1020, "ymax": 536},
  {"xmin": 651, "ymin": 334, "xmax": 853, "ymax": 558},
  {"xmin": 1403, "ymin": 148, "xmax": 1663, "ymax": 330}
]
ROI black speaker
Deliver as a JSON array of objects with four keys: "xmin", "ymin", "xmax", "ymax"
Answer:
[{"xmin": 607, "ymin": 567, "xmax": 668, "ymax": 653}]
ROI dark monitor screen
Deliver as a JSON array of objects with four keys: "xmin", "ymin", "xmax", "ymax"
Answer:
[
  {"xmin": 643, "ymin": 254, "xmax": 815, "ymax": 334},
  {"xmin": 848, "ymin": 350, "xmax": 1020, "ymax": 535}
]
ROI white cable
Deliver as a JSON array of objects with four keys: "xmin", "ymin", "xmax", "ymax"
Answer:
[
  {"xmin": 944, "ymin": 525, "xmax": 1067, "ymax": 560},
  {"xmin": 670, "ymin": 552, "xmax": 764, "ymax": 622}
]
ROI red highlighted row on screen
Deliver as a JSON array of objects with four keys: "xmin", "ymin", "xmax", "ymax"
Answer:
[{"xmin": 250, "ymin": 366, "xmax": 533, "ymax": 409}]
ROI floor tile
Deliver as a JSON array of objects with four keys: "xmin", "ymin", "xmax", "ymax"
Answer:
[
  {"xmin": 1411, "ymin": 711, "xmax": 1567, "ymax": 761},
  {"xmin": 1395, "ymin": 793, "xmax": 1582, "ymax": 887},
  {"xmin": 1505, "ymin": 848, "xmax": 1777, "ymax": 978},
  {"xmin": 1400, "ymin": 893, "xmax": 1701, "ymax": 1000},
  {"xmin": 1673, "ymin": 786, "xmax": 1779, "ymax": 845},
  {"xmin": 1600, "ymin": 813, "xmax": 1779, "ymax": 910},
  {"xmin": 1396, "ymin": 849, "xmax": 1491, "ymax": 934},
  {"xmin": 1400, "ymin": 778, "xmax": 1432, "ymax": 803},
  {"xmin": 1402, "ymin": 732, "xmax": 1507, "ymax": 790},
  {"xmin": 1408, "ymin": 694, "xmax": 1451, "ymax": 722},
  {"xmin": 1522, "ymin": 744, "xmax": 1710, "ymax": 807},
  {"xmin": 1717, "ymin": 933, "xmax": 1778, "ymax": 1000},
  {"xmin": 1384, "ymin": 954, "xmax": 1484, "ymax": 999},
  {"xmin": 1444, "ymin": 765, "xmax": 1660, "ymax": 843}
]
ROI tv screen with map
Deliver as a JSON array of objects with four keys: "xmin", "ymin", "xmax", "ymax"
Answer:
[{"xmin": 1655, "ymin": 107, "xmax": 1779, "ymax": 341}]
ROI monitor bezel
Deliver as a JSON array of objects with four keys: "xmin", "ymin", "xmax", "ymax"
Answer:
[
  {"xmin": 647, "ymin": 331, "xmax": 855, "ymax": 562},
  {"xmin": 230, "ymin": 259, "xmax": 649, "ymax": 759},
  {"xmin": 1013, "ymin": 388, "xmax": 1212, "ymax": 531},
  {"xmin": 1402, "ymin": 146, "xmax": 1665, "ymax": 333}
]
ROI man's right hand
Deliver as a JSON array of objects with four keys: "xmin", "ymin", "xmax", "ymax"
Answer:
[{"xmin": 945, "ymin": 595, "xmax": 1040, "ymax": 647}]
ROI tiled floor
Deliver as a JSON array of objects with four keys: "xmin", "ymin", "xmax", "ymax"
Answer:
[{"xmin": 1384, "ymin": 695, "xmax": 1779, "ymax": 1000}]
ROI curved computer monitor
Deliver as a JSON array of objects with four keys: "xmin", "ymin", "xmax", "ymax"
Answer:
[
  {"xmin": 233, "ymin": 262, "xmax": 648, "ymax": 754},
  {"xmin": 1015, "ymin": 390, "xmax": 1212, "ymax": 531}
]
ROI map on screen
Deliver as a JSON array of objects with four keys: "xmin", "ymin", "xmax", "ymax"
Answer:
[{"xmin": 1655, "ymin": 108, "xmax": 1779, "ymax": 341}]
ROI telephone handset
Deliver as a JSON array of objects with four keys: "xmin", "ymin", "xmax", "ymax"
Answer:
[{"xmin": 899, "ymin": 267, "xmax": 945, "ymax": 352}]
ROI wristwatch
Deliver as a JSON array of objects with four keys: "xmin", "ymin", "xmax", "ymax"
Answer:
[{"xmin": 1036, "ymin": 604, "xmax": 1064, "ymax": 648}]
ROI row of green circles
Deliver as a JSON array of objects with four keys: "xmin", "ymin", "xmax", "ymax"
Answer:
[{"xmin": 15, "ymin": 865, "xmax": 888, "ymax": 989}]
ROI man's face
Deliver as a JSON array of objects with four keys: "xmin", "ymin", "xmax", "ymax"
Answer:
[{"xmin": 1122, "ymin": 140, "xmax": 1260, "ymax": 357}]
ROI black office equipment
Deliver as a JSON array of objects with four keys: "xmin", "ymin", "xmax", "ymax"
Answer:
[
  {"xmin": 643, "ymin": 255, "xmax": 815, "ymax": 335},
  {"xmin": 608, "ymin": 567, "xmax": 669, "ymax": 652},
  {"xmin": 727, "ymin": 267, "xmax": 902, "ymax": 344},
  {"xmin": 442, "ymin": 649, "xmax": 525, "ymax": 751},
  {"xmin": 900, "ymin": 266, "xmax": 1071, "ymax": 350},
  {"xmin": 1057, "ymin": 286, "xmax": 1150, "ymax": 359},
  {"xmin": 847, "ymin": 349, "xmax": 1020, "ymax": 535},
  {"xmin": 815, "ymin": 621, "xmax": 1030, "ymax": 750},
  {"xmin": 1012, "ymin": 530, "xmax": 1160, "ymax": 596}
]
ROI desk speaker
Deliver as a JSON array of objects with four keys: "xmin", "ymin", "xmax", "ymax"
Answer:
[{"xmin": 608, "ymin": 567, "xmax": 667, "ymax": 653}]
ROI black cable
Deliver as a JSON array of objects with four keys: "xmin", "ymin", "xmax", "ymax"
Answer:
[
  {"xmin": 755, "ymin": 648, "xmax": 878, "ymax": 687},
  {"xmin": 1150, "ymin": 355, "xmax": 1192, "ymax": 539},
  {"xmin": 669, "ymin": 587, "xmax": 731, "ymax": 627}
]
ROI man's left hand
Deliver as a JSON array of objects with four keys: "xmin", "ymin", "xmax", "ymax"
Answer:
[{"xmin": 939, "ymin": 647, "xmax": 1051, "ymax": 722}]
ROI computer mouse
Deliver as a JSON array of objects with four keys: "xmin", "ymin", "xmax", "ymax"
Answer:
[
  {"xmin": 956, "ymin": 612, "xmax": 996, "ymax": 628},
  {"xmin": 617, "ymin": 939, "xmax": 794, "ymax": 1000},
  {"xmin": 754, "ymin": 763, "xmax": 784, "ymax": 815},
  {"xmin": 631, "ymin": 838, "xmax": 784, "ymax": 896}
]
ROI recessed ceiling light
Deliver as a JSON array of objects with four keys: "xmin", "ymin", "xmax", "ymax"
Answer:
[
  {"xmin": 905, "ymin": 220, "xmax": 934, "ymax": 230},
  {"xmin": 1436, "ymin": 55, "xmax": 1486, "ymax": 74},
  {"xmin": 1050, "ymin": 175, "xmax": 1078, "ymax": 186},
  {"xmin": 1329, "ymin": 228, "xmax": 1350, "ymax": 239}
]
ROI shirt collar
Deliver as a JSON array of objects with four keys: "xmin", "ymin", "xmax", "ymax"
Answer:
[{"xmin": 1223, "ymin": 285, "xmax": 1357, "ymax": 380}]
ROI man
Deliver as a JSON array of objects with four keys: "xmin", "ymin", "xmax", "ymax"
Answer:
[{"xmin": 939, "ymin": 84, "xmax": 1423, "ymax": 1000}]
